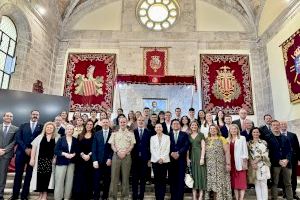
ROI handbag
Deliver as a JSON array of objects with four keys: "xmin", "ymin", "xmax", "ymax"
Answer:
[
  {"xmin": 184, "ymin": 165, "xmax": 194, "ymax": 188},
  {"xmin": 256, "ymin": 165, "xmax": 271, "ymax": 180}
]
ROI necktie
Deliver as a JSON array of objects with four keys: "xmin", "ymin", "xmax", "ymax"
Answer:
[
  {"xmin": 103, "ymin": 130, "xmax": 108, "ymax": 142},
  {"xmin": 139, "ymin": 129, "xmax": 143, "ymax": 140},
  {"xmin": 3, "ymin": 126, "xmax": 8, "ymax": 138},
  {"xmin": 31, "ymin": 122, "xmax": 36, "ymax": 133},
  {"xmin": 175, "ymin": 132, "xmax": 178, "ymax": 144},
  {"xmin": 241, "ymin": 120, "xmax": 245, "ymax": 130}
]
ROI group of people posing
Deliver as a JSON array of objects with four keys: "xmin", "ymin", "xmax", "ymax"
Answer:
[{"xmin": 0, "ymin": 107, "xmax": 299, "ymax": 200}]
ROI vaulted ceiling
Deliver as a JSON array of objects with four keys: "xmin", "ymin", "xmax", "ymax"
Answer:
[{"xmin": 52, "ymin": 0, "xmax": 296, "ymax": 35}]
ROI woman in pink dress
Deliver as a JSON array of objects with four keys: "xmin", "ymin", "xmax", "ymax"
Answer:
[{"xmin": 228, "ymin": 124, "xmax": 248, "ymax": 200}]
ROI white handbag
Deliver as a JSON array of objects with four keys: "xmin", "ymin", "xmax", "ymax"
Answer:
[
  {"xmin": 256, "ymin": 165, "xmax": 271, "ymax": 180},
  {"xmin": 184, "ymin": 166, "xmax": 194, "ymax": 188}
]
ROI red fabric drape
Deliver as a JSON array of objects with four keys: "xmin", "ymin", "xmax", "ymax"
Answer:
[
  {"xmin": 200, "ymin": 54, "xmax": 254, "ymax": 115},
  {"xmin": 64, "ymin": 53, "xmax": 116, "ymax": 112},
  {"xmin": 144, "ymin": 48, "xmax": 167, "ymax": 76},
  {"xmin": 116, "ymin": 75, "xmax": 195, "ymax": 85},
  {"xmin": 281, "ymin": 29, "xmax": 300, "ymax": 103}
]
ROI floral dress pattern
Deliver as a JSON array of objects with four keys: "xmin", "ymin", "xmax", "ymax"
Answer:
[{"xmin": 205, "ymin": 136, "xmax": 232, "ymax": 200}]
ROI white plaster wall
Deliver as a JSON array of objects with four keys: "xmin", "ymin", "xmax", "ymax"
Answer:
[{"xmin": 266, "ymin": 11, "xmax": 300, "ymax": 121}]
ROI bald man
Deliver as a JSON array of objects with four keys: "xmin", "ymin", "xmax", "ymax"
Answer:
[{"xmin": 232, "ymin": 108, "xmax": 254, "ymax": 131}]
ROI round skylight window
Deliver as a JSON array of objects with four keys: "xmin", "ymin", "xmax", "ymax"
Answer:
[{"xmin": 136, "ymin": 0, "xmax": 180, "ymax": 31}]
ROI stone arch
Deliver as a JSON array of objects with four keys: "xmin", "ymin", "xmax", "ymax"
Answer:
[
  {"xmin": 0, "ymin": 2, "xmax": 32, "ymax": 89},
  {"xmin": 63, "ymin": 0, "xmax": 122, "ymax": 31},
  {"xmin": 200, "ymin": 0, "xmax": 256, "ymax": 33}
]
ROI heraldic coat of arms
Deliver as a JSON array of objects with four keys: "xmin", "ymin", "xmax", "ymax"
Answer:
[
  {"xmin": 74, "ymin": 65, "xmax": 104, "ymax": 96},
  {"xmin": 212, "ymin": 66, "xmax": 241, "ymax": 102}
]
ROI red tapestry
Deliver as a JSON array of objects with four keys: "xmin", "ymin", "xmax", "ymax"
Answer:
[
  {"xmin": 281, "ymin": 29, "xmax": 300, "ymax": 104},
  {"xmin": 144, "ymin": 47, "xmax": 168, "ymax": 77},
  {"xmin": 117, "ymin": 74, "xmax": 195, "ymax": 85},
  {"xmin": 64, "ymin": 53, "xmax": 116, "ymax": 112},
  {"xmin": 201, "ymin": 54, "xmax": 254, "ymax": 115}
]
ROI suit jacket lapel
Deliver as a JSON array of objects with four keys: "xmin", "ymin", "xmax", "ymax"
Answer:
[{"xmin": 0, "ymin": 124, "xmax": 3, "ymax": 147}]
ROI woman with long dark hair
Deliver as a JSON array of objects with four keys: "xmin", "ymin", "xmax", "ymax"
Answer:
[
  {"xmin": 196, "ymin": 110, "xmax": 206, "ymax": 127},
  {"xmin": 180, "ymin": 115, "xmax": 191, "ymax": 133},
  {"xmin": 215, "ymin": 110, "xmax": 225, "ymax": 128},
  {"xmin": 73, "ymin": 120, "xmax": 94, "ymax": 200}
]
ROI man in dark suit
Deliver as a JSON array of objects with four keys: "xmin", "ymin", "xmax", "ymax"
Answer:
[
  {"xmin": 232, "ymin": 108, "xmax": 254, "ymax": 131},
  {"xmin": 220, "ymin": 114, "xmax": 232, "ymax": 138},
  {"xmin": 259, "ymin": 114, "xmax": 273, "ymax": 140},
  {"xmin": 0, "ymin": 112, "xmax": 18, "ymax": 200},
  {"xmin": 173, "ymin": 107, "xmax": 182, "ymax": 121},
  {"xmin": 266, "ymin": 120, "xmax": 293, "ymax": 200},
  {"xmin": 10, "ymin": 110, "xmax": 43, "ymax": 200},
  {"xmin": 240, "ymin": 119, "xmax": 254, "ymax": 142},
  {"xmin": 162, "ymin": 111, "xmax": 172, "ymax": 135},
  {"xmin": 280, "ymin": 121, "xmax": 300, "ymax": 200},
  {"xmin": 147, "ymin": 113, "xmax": 158, "ymax": 136},
  {"xmin": 131, "ymin": 116, "xmax": 151, "ymax": 200},
  {"xmin": 92, "ymin": 118, "xmax": 113, "ymax": 200},
  {"xmin": 169, "ymin": 119, "xmax": 190, "ymax": 200},
  {"xmin": 54, "ymin": 115, "xmax": 65, "ymax": 137}
]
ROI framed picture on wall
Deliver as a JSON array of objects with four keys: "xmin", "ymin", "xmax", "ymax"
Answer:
[{"xmin": 143, "ymin": 98, "xmax": 168, "ymax": 114}]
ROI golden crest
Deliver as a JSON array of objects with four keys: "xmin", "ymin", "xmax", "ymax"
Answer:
[
  {"xmin": 212, "ymin": 66, "xmax": 241, "ymax": 102},
  {"xmin": 150, "ymin": 56, "xmax": 161, "ymax": 72}
]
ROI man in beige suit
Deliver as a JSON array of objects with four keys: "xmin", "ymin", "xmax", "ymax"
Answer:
[{"xmin": 0, "ymin": 112, "xmax": 18, "ymax": 200}]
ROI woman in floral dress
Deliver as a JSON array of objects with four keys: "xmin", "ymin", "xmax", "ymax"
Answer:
[{"xmin": 205, "ymin": 124, "xmax": 232, "ymax": 200}]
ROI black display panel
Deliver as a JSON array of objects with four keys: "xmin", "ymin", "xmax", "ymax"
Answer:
[{"xmin": 0, "ymin": 89, "xmax": 70, "ymax": 126}]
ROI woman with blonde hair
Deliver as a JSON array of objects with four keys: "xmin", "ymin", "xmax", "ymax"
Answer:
[
  {"xmin": 205, "ymin": 124, "xmax": 232, "ymax": 200},
  {"xmin": 200, "ymin": 112, "xmax": 214, "ymax": 138},
  {"xmin": 228, "ymin": 124, "xmax": 248, "ymax": 200},
  {"xmin": 188, "ymin": 121, "xmax": 206, "ymax": 200},
  {"xmin": 29, "ymin": 122, "xmax": 60, "ymax": 200},
  {"xmin": 54, "ymin": 124, "xmax": 78, "ymax": 200}
]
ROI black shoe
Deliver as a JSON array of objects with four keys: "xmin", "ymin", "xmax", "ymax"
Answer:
[
  {"xmin": 294, "ymin": 195, "xmax": 300, "ymax": 200},
  {"xmin": 7, "ymin": 196, "xmax": 17, "ymax": 200}
]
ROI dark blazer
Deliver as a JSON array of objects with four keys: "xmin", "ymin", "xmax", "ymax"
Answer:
[
  {"xmin": 131, "ymin": 128, "xmax": 151, "ymax": 161},
  {"xmin": 54, "ymin": 136, "xmax": 79, "ymax": 165},
  {"xmin": 162, "ymin": 122, "xmax": 172, "ymax": 135},
  {"xmin": 240, "ymin": 130, "xmax": 252, "ymax": 142},
  {"xmin": 57, "ymin": 126, "xmax": 65, "ymax": 137},
  {"xmin": 169, "ymin": 131, "xmax": 190, "ymax": 162},
  {"xmin": 285, "ymin": 131, "xmax": 300, "ymax": 162},
  {"xmin": 15, "ymin": 122, "xmax": 43, "ymax": 155},
  {"xmin": 232, "ymin": 119, "xmax": 254, "ymax": 131},
  {"xmin": 92, "ymin": 129, "xmax": 113, "ymax": 164},
  {"xmin": 259, "ymin": 125, "xmax": 272, "ymax": 140},
  {"xmin": 220, "ymin": 125, "xmax": 229, "ymax": 138},
  {"xmin": 147, "ymin": 123, "xmax": 156, "ymax": 136},
  {"xmin": 266, "ymin": 133, "xmax": 292, "ymax": 168},
  {"xmin": 0, "ymin": 124, "xmax": 18, "ymax": 159}
]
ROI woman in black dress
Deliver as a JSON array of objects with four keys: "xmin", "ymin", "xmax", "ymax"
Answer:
[
  {"xmin": 30, "ymin": 122, "xmax": 58, "ymax": 200},
  {"xmin": 73, "ymin": 119, "xmax": 94, "ymax": 200}
]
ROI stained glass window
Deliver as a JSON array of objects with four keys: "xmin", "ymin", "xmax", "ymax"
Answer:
[{"xmin": 0, "ymin": 16, "xmax": 17, "ymax": 89}]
